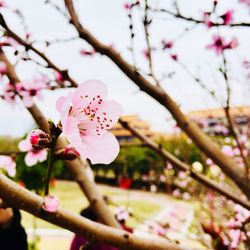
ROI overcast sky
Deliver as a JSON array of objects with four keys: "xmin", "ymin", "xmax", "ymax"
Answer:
[{"xmin": 0, "ymin": 0, "xmax": 250, "ymax": 136}]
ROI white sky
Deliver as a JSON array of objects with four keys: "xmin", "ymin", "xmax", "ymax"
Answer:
[{"xmin": 0, "ymin": 0, "xmax": 250, "ymax": 136}]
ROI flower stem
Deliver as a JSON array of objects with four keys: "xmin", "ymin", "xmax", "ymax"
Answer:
[{"xmin": 44, "ymin": 123, "xmax": 61, "ymax": 196}]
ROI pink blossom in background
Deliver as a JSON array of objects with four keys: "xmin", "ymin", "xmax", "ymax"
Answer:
[
  {"xmin": 162, "ymin": 40, "xmax": 173, "ymax": 50},
  {"xmin": 228, "ymin": 229, "xmax": 241, "ymax": 248},
  {"xmin": 0, "ymin": 61, "xmax": 6, "ymax": 76},
  {"xmin": 0, "ymin": 0, "xmax": 5, "ymax": 7},
  {"xmin": 203, "ymin": 12, "xmax": 214, "ymax": 28},
  {"xmin": 80, "ymin": 49, "xmax": 96, "ymax": 56},
  {"xmin": 56, "ymin": 80, "xmax": 122, "ymax": 164},
  {"xmin": 206, "ymin": 35, "xmax": 226, "ymax": 54},
  {"xmin": 2, "ymin": 83, "xmax": 18, "ymax": 106},
  {"xmin": 221, "ymin": 10, "xmax": 234, "ymax": 25},
  {"xmin": 0, "ymin": 36, "xmax": 19, "ymax": 48},
  {"xmin": 170, "ymin": 54, "xmax": 178, "ymax": 61},
  {"xmin": 145, "ymin": 220, "xmax": 166, "ymax": 236},
  {"xmin": 226, "ymin": 36, "xmax": 238, "ymax": 49},
  {"xmin": 222, "ymin": 145, "xmax": 235, "ymax": 157},
  {"xmin": 42, "ymin": 194, "xmax": 60, "ymax": 213},
  {"xmin": 0, "ymin": 155, "xmax": 16, "ymax": 177},
  {"xmin": 16, "ymin": 76, "xmax": 48, "ymax": 107},
  {"xmin": 114, "ymin": 206, "xmax": 130, "ymax": 221},
  {"xmin": 18, "ymin": 136, "xmax": 48, "ymax": 166},
  {"xmin": 124, "ymin": 2, "xmax": 132, "ymax": 9},
  {"xmin": 142, "ymin": 49, "xmax": 150, "ymax": 59},
  {"xmin": 239, "ymin": 0, "xmax": 250, "ymax": 6},
  {"xmin": 207, "ymin": 35, "xmax": 238, "ymax": 55}
]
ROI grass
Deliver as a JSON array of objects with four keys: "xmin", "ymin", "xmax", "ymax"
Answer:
[{"xmin": 21, "ymin": 180, "xmax": 161, "ymax": 229}]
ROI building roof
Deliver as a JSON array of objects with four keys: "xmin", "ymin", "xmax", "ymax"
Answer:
[{"xmin": 187, "ymin": 106, "xmax": 250, "ymax": 119}]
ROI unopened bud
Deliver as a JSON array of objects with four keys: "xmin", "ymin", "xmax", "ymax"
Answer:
[
  {"xmin": 29, "ymin": 129, "xmax": 51, "ymax": 150},
  {"xmin": 56, "ymin": 146, "xmax": 80, "ymax": 160},
  {"xmin": 42, "ymin": 194, "xmax": 60, "ymax": 213}
]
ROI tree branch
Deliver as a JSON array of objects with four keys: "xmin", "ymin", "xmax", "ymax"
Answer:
[
  {"xmin": 0, "ymin": 13, "xmax": 78, "ymax": 87},
  {"xmin": 0, "ymin": 174, "xmax": 192, "ymax": 250},
  {"xmin": 64, "ymin": 0, "xmax": 250, "ymax": 198},
  {"xmin": 119, "ymin": 118, "xmax": 250, "ymax": 210},
  {"xmin": 149, "ymin": 8, "xmax": 250, "ymax": 27}
]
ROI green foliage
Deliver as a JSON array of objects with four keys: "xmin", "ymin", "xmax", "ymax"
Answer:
[{"xmin": 15, "ymin": 152, "xmax": 64, "ymax": 191}]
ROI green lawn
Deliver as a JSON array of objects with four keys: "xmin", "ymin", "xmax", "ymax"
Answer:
[{"xmin": 21, "ymin": 180, "xmax": 161, "ymax": 229}]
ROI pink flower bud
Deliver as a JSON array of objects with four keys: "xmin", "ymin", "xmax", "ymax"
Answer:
[
  {"xmin": 42, "ymin": 194, "xmax": 60, "ymax": 213},
  {"xmin": 29, "ymin": 129, "xmax": 50, "ymax": 150},
  {"xmin": 162, "ymin": 40, "xmax": 173, "ymax": 50},
  {"xmin": 170, "ymin": 54, "xmax": 178, "ymax": 61},
  {"xmin": 221, "ymin": 10, "xmax": 234, "ymax": 25},
  {"xmin": 57, "ymin": 146, "xmax": 80, "ymax": 160}
]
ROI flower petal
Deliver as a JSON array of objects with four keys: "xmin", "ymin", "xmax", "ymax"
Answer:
[
  {"xmin": 81, "ymin": 131, "xmax": 119, "ymax": 164},
  {"xmin": 18, "ymin": 139, "xmax": 32, "ymax": 152},
  {"xmin": 56, "ymin": 96, "xmax": 67, "ymax": 112},
  {"xmin": 95, "ymin": 100, "xmax": 123, "ymax": 128},
  {"xmin": 25, "ymin": 152, "xmax": 38, "ymax": 166},
  {"xmin": 72, "ymin": 80, "xmax": 107, "ymax": 109}
]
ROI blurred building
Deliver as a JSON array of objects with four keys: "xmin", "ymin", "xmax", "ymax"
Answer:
[
  {"xmin": 188, "ymin": 106, "xmax": 250, "ymax": 136},
  {"xmin": 112, "ymin": 115, "xmax": 164, "ymax": 141}
]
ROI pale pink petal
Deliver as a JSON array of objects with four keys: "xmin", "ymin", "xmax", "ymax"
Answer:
[
  {"xmin": 56, "ymin": 96, "xmax": 67, "ymax": 112},
  {"xmin": 72, "ymin": 80, "xmax": 107, "ymax": 109},
  {"xmin": 62, "ymin": 117, "xmax": 86, "ymax": 157},
  {"xmin": 95, "ymin": 100, "xmax": 123, "ymax": 128},
  {"xmin": 5, "ymin": 163, "xmax": 16, "ymax": 177},
  {"xmin": 42, "ymin": 194, "xmax": 60, "ymax": 212},
  {"xmin": 80, "ymin": 131, "xmax": 119, "ymax": 164},
  {"xmin": 18, "ymin": 139, "xmax": 32, "ymax": 152},
  {"xmin": 25, "ymin": 152, "xmax": 38, "ymax": 166},
  {"xmin": 35, "ymin": 150, "xmax": 48, "ymax": 162},
  {"xmin": 0, "ymin": 155, "xmax": 16, "ymax": 177}
]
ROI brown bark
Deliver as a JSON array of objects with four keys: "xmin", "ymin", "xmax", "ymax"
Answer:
[
  {"xmin": 0, "ymin": 174, "xmax": 195, "ymax": 250},
  {"xmin": 64, "ymin": 0, "xmax": 250, "ymax": 198}
]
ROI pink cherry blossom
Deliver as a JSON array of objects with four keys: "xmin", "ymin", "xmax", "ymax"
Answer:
[
  {"xmin": 229, "ymin": 229, "xmax": 241, "ymax": 249},
  {"xmin": 124, "ymin": 2, "xmax": 132, "ymax": 9},
  {"xmin": 16, "ymin": 76, "xmax": 48, "ymax": 107},
  {"xmin": 0, "ymin": 155, "xmax": 16, "ymax": 177},
  {"xmin": 162, "ymin": 40, "xmax": 173, "ymax": 50},
  {"xmin": 239, "ymin": 0, "xmax": 250, "ymax": 7},
  {"xmin": 142, "ymin": 49, "xmax": 150, "ymax": 59},
  {"xmin": 203, "ymin": 12, "xmax": 214, "ymax": 28},
  {"xmin": 2, "ymin": 83, "xmax": 18, "ymax": 106},
  {"xmin": 222, "ymin": 145, "xmax": 235, "ymax": 157},
  {"xmin": 0, "ymin": 36, "xmax": 18, "ymax": 48},
  {"xmin": 42, "ymin": 194, "xmax": 60, "ymax": 213},
  {"xmin": 80, "ymin": 48, "xmax": 96, "ymax": 56},
  {"xmin": 170, "ymin": 54, "xmax": 178, "ymax": 61},
  {"xmin": 206, "ymin": 35, "xmax": 226, "ymax": 54},
  {"xmin": 18, "ymin": 136, "xmax": 48, "ymax": 167},
  {"xmin": 56, "ymin": 80, "xmax": 122, "ymax": 164},
  {"xmin": 0, "ymin": 0, "xmax": 5, "ymax": 7},
  {"xmin": 114, "ymin": 206, "xmax": 130, "ymax": 221},
  {"xmin": 221, "ymin": 10, "xmax": 234, "ymax": 25},
  {"xmin": 207, "ymin": 35, "xmax": 238, "ymax": 55}
]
